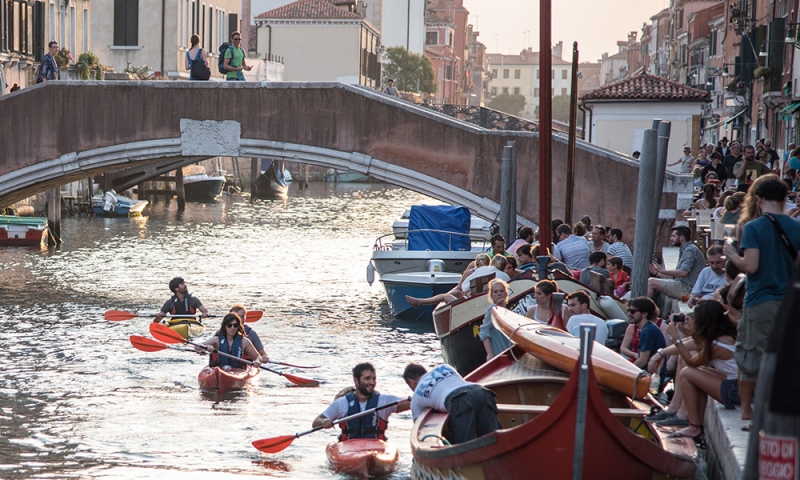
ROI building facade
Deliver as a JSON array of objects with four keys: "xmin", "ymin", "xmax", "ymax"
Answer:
[
  {"xmin": 255, "ymin": 0, "xmax": 379, "ymax": 86},
  {"xmin": 487, "ymin": 48, "xmax": 572, "ymax": 120},
  {"xmin": 424, "ymin": 0, "xmax": 468, "ymax": 104}
]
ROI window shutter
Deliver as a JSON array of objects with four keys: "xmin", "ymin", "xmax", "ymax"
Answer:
[{"xmin": 228, "ymin": 13, "xmax": 238, "ymax": 40}]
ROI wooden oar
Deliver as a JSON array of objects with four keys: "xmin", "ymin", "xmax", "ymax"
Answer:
[
  {"xmin": 130, "ymin": 335, "xmax": 197, "ymax": 353},
  {"xmin": 251, "ymin": 396, "xmax": 410, "ymax": 454},
  {"xmin": 147, "ymin": 323, "xmax": 319, "ymax": 387},
  {"xmin": 105, "ymin": 309, "xmax": 263, "ymax": 323}
]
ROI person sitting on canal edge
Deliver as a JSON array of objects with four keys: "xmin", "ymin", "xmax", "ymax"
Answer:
[
  {"xmin": 313, "ymin": 363, "xmax": 410, "ymax": 440},
  {"xmin": 647, "ymin": 226, "xmax": 705, "ymax": 316},
  {"xmin": 155, "ymin": 277, "xmax": 209, "ymax": 321},
  {"xmin": 229, "ymin": 303, "xmax": 269, "ymax": 362},
  {"xmin": 403, "ymin": 363, "xmax": 502, "ymax": 444}
]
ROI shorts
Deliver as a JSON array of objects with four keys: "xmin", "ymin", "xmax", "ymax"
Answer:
[
  {"xmin": 734, "ymin": 300, "xmax": 781, "ymax": 382},
  {"xmin": 444, "ymin": 385, "xmax": 501, "ymax": 444},
  {"xmin": 660, "ymin": 279, "xmax": 691, "ymax": 300},
  {"xmin": 720, "ymin": 378, "xmax": 741, "ymax": 409}
]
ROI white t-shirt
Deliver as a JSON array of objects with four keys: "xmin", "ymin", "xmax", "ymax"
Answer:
[
  {"xmin": 321, "ymin": 392, "xmax": 403, "ymax": 424},
  {"xmin": 410, "ymin": 364, "xmax": 470, "ymax": 420},
  {"xmin": 690, "ymin": 267, "xmax": 727, "ymax": 299},
  {"xmin": 461, "ymin": 266, "xmax": 510, "ymax": 292},
  {"xmin": 565, "ymin": 313, "xmax": 608, "ymax": 345}
]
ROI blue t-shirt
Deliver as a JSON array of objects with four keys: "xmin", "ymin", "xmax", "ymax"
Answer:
[
  {"xmin": 638, "ymin": 321, "xmax": 666, "ymax": 358},
  {"xmin": 740, "ymin": 214, "xmax": 800, "ymax": 306},
  {"xmin": 479, "ymin": 305, "xmax": 511, "ymax": 357}
]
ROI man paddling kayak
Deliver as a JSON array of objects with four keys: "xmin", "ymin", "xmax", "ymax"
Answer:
[
  {"xmin": 229, "ymin": 303, "xmax": 269, "ymax": 361},
  {"xmin": 155, "ymin": 277, "xmax": 209, "ymax": 321},
  {"xmin": 195, "ymin": 313, "xmax": 262, "ymax": 369},
  {"xmin": 313, "ymin": 363, "xmax": 410, "ymax": 440}
]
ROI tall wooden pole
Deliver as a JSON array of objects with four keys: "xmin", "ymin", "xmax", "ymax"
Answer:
[
  {"xmin": 565, "ymin": 41, "xmax": 579, "ymax": 226},
  {"xmin": 46, "ymin": 187, "xmax": 61, "ymax": 246},
  {"xmin": 176, "ymin": 167, "xmax": 185, "ymax": 210},
  {"xmin": 538, "ymin": 0, "xmax": 553, "ymax": 256}
]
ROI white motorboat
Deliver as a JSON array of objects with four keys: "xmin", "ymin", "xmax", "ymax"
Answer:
[{"xmin": 182, "ymin": 165, "xmax": 225, "ymax": 201}]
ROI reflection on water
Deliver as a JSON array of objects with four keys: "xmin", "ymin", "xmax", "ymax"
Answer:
[{"xmin": 0, "ymin": 182, "xmax": 446, "ymax": 479}]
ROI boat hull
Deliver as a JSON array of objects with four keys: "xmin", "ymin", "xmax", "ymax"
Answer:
[
  {"xmin": 325, "ymin": 439, "xmax": 398, "ymax": 478},
  {"xmin": 91, "ymin": 195, "xmax": 148, "ymax": 216},
  {"xmin": 0, "ymin": 217, "xmax": 47, "ymax": 246},
  {"xmin": 371, "ymin": 249, "xmax": 478, "ymax": 277},
  {"xmin": 183, "ymin": 176, "xmax": 225, "ymax": 201},
  {"xmin": 167, "ymin": 319, "xmax": 205, "ymax": 339},
  {"xmin": 410, "ymin": 347, "xmax": 698, "ymax": 480},
  {"xmin": 255, "ymin": 163, "xmax": 288, "ymax": 198},
  {"xmin": 197, "ymin": 366, "xmax": 259, "ymax": 394},
  {"xmin": 325, "ymin": 171, "xmax": 370, "ymax": 182},
  {"xmin": 381, "ymin": 272, "xmax": 461, "ymax": 321}
]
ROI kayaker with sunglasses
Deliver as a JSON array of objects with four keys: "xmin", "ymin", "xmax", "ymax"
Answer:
[{"xmin": 196, "ymin": 313, "xmax": 262, "ymax": 370}]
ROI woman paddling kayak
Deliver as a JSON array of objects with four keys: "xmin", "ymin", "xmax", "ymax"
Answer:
[{"xmin": 196, "ymin": 313, "xmax": 262, "ymax": 369}]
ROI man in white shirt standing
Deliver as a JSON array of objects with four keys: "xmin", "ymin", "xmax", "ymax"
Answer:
[
  {"xmin": 564, "ymin": 290, "xmax": 608, "ymax": 345},
  {"xmin": 403, "ymin": 363, "xmax": 501, "ymax": 444}
]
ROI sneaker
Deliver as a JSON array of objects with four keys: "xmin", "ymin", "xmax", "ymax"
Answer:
[
  {"xmin": 645, "ymin": 410, "xmax": 676, "ymax": 422},
  {"xmin": 656, "ymin": 415, "xmax": 690, "ymax": 427}
]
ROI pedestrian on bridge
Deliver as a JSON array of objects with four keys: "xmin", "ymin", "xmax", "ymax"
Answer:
[{"xmin": 224, "ymin": 31, "xmax": 251, "ymax": 81}]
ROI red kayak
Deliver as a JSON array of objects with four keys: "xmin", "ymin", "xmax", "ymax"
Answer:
[
  {"xmin": 325, "ymin": 438, "xmax": 398, "ymax": 478},
  {"xmin": 197, "ymin": 366, "xmax": 259, "ymax": 394}
]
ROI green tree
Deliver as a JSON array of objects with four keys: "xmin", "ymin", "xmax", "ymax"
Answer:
[
  {"xmin": 382, "ymin": 46, "xmax": 437, "ymax": 94},
  {"xmin": 534, "ymin": 95, "xmax": 583, "ymax": 127},
  {"xmin": 487, "ymin": 94, "xmax": 527, "ymax": 117}
]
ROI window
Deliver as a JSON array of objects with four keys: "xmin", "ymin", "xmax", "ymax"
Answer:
[
  {"xmin": 59, "ymin": 5, "xmax": 64, "ymax": 46},
  {"xmin": 536, "ymin": 69, "xmax": 540, "ymax": 79},
  {"xmin": 561, "ymin": 88, "xmax": 567, "ymax": 96},
  {"xmin": 426, "ymin": 31, "xmax": 438, "ymax": 45},
  {"xmin": 82, "ymin": 8, "xmax": 88, "ymax": 53},
  {"xmin": 514, "ymin": 69, "xmax": 520, "ymax": 79},
  {"xmin": 514, "ymin": 87, "xmax": 520, "ymax": 95},
  {"xmin": 502, "ymin": 87, "xmax": 509, "ymax": 94},
  {"xmin": 49, "ymin": 1, "xmax": 55, "ymax": 44},
  {"xmin": 179, "ymin": 0, "xmax": 184, "ymax": 47},
  {"xmin": 534, "ymin": 88, "xmax": 540, "ymax": 97},
  {"xmin": 503, "ymin": 68, "xmax": 509, "ymax": 79},
  {"xmin": 491, "ymin": 68, "xmax": 497, "ymax": 79},
  {"xmin": 562, "ymin": 69, "xmax": 567, "ymax": 79},
  {"xmin": 710, "ymin": 30, "xmax": 717, "ymax": 56},
  {"xmin": 448, "ymin": 32, "xmax": 453, "ymax": 47},
  {"xmin": 69, "ymin": 6, "xmax": 75, "ymax": 53},
  {"xmin": 551, "ymin": 69, "xmax": 554, "ymax": 79},
  {"xmin": 113, "ymin": 0, "xmax": 138, "ymax": 46},
  {"xmin": 446, "ymin": 64, "xmax": 452, "ymax": 80}
]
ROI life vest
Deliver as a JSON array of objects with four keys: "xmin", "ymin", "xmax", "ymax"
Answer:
[
  {"xmin": 214, "ymin": 333, "xmax": 243, "ymax": 369},
  {"xmin": 338, "ymin": 392, "xmax": 388, "ymax": 441},
  {"xmin": 170, "ymin": 293, "xmax": 197, "ymax": 315}
]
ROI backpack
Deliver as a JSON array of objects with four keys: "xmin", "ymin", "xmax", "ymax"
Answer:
[
  {"xmin": 218, "ymin": 43, "xmax": 234, "ymax": 75},
  {"xmin": 188, "ymin": 49, "xmax": 211, "ymax": 80}
]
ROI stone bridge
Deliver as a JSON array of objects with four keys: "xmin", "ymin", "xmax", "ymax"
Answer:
[{"xmin": 0, "ymin": 81, "xmax": 688, "ymax": 236}]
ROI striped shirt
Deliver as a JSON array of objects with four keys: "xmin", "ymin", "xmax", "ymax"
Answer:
[
  {"xmin": 556, "ymin": 235, "xmax": 590, "ymax": 269},
  {"xmin": 607, "ymin": 242, "xmax": 634, "ymax": 269}
]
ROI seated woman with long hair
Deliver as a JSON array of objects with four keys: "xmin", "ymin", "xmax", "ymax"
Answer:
[
  {"xmin": 650, "ymin": 301, "xmax": 738, "ymax": 443},
  {"xmin": 525, "ymin": 279, "xmax": 565, "ymax": 329},
  {"xmin": 479, "ymin": 279, "xmax": 512, "ymax": 360},
  {"xmin": 198, "ymin": 313, "xmax": 262, "ymax": 369},
  {"xmin": 693, "ymin": 183, "xmax": 718, "ymax": 210}
]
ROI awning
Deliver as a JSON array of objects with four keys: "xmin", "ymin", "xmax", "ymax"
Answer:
[
  {"xmin": 703, "ymin": 109, "xmax": 747, "ymax": 131},
  {"xmin": 778, "ymin": 101, "xmax": 800, "ymax": 121}
]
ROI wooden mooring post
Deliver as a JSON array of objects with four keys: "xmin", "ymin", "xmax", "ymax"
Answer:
[
  {"xmin": 250, "ymin": 158, "xmax": 259, "ymax": 202},
  {"xmin": 176, "ymin": 168, "xmax": 185, "ymax": 210},
  {"xmin": 46, "ymin": 187, "xmax": 62, "ymax": 246}
]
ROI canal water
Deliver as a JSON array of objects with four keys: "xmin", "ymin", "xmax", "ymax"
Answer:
[{"xmin": 0, "ymin": 182, "xmax": 446, "ymax": 479}]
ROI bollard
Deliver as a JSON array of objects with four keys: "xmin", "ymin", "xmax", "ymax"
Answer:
[
  {"xmin": 499, "ymin": 146, "xmax": 514, "ymax": 245},
  {"xmin": 630, "ymin": 129, "xmax": 659, "ymax": 297}
]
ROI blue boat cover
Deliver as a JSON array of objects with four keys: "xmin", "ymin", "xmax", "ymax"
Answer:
[{"xmin": 408, "ymin": 205, "xmax": 471, "ymax": 251}]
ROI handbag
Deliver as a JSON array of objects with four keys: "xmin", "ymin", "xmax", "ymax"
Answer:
[{"xmin": 189, "ymin": 49, "xmax": 211, "ymax": 81}]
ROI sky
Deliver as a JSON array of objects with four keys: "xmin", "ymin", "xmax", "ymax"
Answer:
[{"xmin": 463, "ymin": 0, "xmax": 670, "ymax": 62}]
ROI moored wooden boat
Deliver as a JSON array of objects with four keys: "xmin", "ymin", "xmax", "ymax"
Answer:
[
  {"xmin": 325, "ymin": 438, "xmax": 398, "ymax": 479},
  {"xmin": 492, "ymin": 306, "xmax": 650, "ymax": 399},
  {"xmin": 0, "ymin": 215, "xmax": 47, "ymax": 246},
  {"xmin": 166, "ymin": 318, "xmax": 205, "ymax": 339},
  {"xmin": 197, "ymin": 365, "xmax": 259, "ymax": 394},
  {"xmin": 410, "ymin": 346, "xmax": 698, "ymax": 479}
]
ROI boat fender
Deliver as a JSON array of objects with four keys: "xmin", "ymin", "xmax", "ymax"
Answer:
[
  {"xmin": 598, "ymin": 295, "xmax": 627, "ymax": 320},
  {"xmin": 366, "ymin": 263, "xmax": 375, "ymax": 286}
]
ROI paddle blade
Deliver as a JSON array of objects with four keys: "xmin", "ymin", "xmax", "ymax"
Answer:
[
  {"xmin": 149, "ymin": 322, "xmax": 188, "ymax": 344},
  {"xmin": 130, "ymin": 335, "xmax": 169, "ymax": 352},
  {"xmin": 245, "ymin": 311, "xmax": 263, "ymax": 323},
  {"xmin": 104, "ymin": 310, "xmax": 139, "ymax": 321},
  {"xmin": 252, "ymin": 435, "xmax": 297, "ymax": 454},
  {"xmin": 282, "ymin": 372, "xmax": 320, "ymax": 387}
]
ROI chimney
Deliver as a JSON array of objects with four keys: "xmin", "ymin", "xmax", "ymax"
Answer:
[{"xmin": 553, "ymin": 40, "xmax": 563, "ymax": 59}]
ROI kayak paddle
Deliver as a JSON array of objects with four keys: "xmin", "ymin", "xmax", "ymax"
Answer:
[
  {"xmin": 251, "ymin": 396, "xmax": 410, "ymax": 454},
  {"xmin": 105, "ymin": 309, "xmax": 263, "ymax": 322},
  {"xmin": 130, "ymin": 335, "xmax": 197, "ymax": 353},
  {"xmin": 147, "ymin": 323, "xmax": 319, "ymax": 387}
]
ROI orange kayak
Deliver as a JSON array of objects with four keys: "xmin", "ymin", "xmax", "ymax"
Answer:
[
  {"xmin": 325, "ymin": 438, "xmax": 398, "ymax": 478},
  {"xmin": 491, "ymin": 306, "xmax": 651, "ymax": 399},
  {"xmin": 197, "ymin": 366, "xmax": 259, "ymax": 394}
]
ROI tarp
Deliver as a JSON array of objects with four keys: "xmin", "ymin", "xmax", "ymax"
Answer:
[
  {"xmin": 778, "ymin": 101, "xmax": 800, "ymax": 121},
  {"xmin": 408, "ymin": 205, "xmax": 471, "ymax": 252}
]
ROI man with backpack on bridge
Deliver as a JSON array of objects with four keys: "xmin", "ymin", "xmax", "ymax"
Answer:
[{"xmin": 221, "ymin": 31, "xmax": 252, "ymax": 81}]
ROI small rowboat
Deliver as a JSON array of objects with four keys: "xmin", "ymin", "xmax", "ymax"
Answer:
[
  {"xmin": 197, "ymin": 365, "xmax": 259, "ymax": 394},
  {"xmin": 167, "ymin": 318, "xmax": 205, "ymax": 339},
  {"xmin": 325, "ymin": 438, "xmax": 398, "ymax": 479},
  {"xmin": 410, "ymin": 346, "xmax": 698, "ymax": 480},
  {"xmin": 492, "ymin": 306, "xmax": 650, "ymax": 399}
]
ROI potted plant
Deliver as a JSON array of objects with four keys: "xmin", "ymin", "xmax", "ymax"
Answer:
[
  {"xmin": 77, "ymin": 52, "xmax": 99, "ymax": 80},
  {"xmin": 54, "ymin": 48, "xmax": 73, "ymax": 68}
]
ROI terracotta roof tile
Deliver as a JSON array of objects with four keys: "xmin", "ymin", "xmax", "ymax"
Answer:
[
  {"xmin": 255, "ymin": 0, "xmax": 361, "ymax": 19},
  {"xmin": 581, "ymin": 73, "xmax": 710, "ymax": 101}
]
